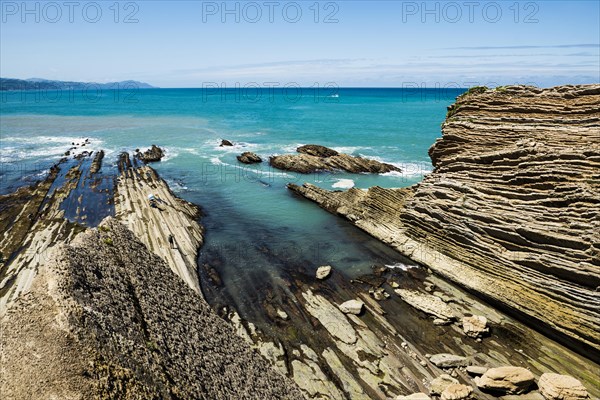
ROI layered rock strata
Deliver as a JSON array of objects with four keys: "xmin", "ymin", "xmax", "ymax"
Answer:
[
  {"xmin": 114, "ymin": 153, "xmax": 204, "ymax": 293},
  {"xmin": 0, "ymin": 218, "xmax": 303, "ymax": 399},
  {"xmin": 288, "ymin": 85, "xmax": 600, "ymax": 358},
  {"xmin": 270, "ymin": 144, "xmax": 401, "ymax": 173}
]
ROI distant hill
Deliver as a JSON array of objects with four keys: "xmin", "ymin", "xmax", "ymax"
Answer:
[{"xmin": 0, "ymin": 77, "xmax": 156, "ymax": 91}]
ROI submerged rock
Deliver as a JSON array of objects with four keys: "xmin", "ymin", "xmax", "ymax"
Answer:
[
  {"xmin": 270, "ymin": 144, "xmax": 400, "ymax": 174},
  {"xmin": 89, "ymin": 149, "xmax": 105, "ymax": 175},
  {"xmin": 237, "ymin": 151, "xmax": 262, "ymax": 164},
  {"xmin": 538, "ymin": 373, "xmax": 589, "ymax": 400},
  {"xmin": 474, "ymin": 366, "xmax": 535, "ymax": 394}
]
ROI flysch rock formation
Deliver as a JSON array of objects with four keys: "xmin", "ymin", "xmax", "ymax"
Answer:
[
  {"xmin": 270, "ymin": 144, "xmax": 401, "ymax": 173},
  {"xmin": 0, "ymin": 217, "xmax": 304, "ymax": 399},
  {"xmin": 0, "ymin": 160, "xmax": 86, "ymax": 310},
  {"xmin": 114, "ymin": 153, "xmax": 204, "ymax": 293},
  {"xmin": 288, "ymin": 85, "xmax": 600, "ymax": 360}
]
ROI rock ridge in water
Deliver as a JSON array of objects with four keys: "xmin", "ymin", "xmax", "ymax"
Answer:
[
  {"xmin": 135, "ymin": 144, "xmax": 164, "ymax": 163},
  {"xmin": 0, "ymin": 218, "xmax": 304, "ymax": 399},
  {"xmin": 270, "ymin": 144, "xmax": 401, "ymax": 173},
  {"xmin": 288, "ymin": 85, "xmax": 600, "ymax": 359}
]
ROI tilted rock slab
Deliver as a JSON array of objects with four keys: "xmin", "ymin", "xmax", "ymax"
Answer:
[
  {"xmin": 538, "ymin": 373, "xmax": 590, "ymax": 400},
  {"xmin": 270, "ymin": 144, "xmax": 400, "ymax": 173},
  {"xmin": 0, "ymin": 218, "xmax": 304, "ymax": 399},
  {"xmin": 395, "ymin": 289, "xmax": 456, "ymax": 321},
  {"xmin": 288, "ymin": 85, "xmax": 600, "ymax": 358},
  {"xmin": 115, "ymin": 159, "xmax": 204, "ymax": 294}
]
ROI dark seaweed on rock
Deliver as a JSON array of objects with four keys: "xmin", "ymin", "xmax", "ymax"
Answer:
[{"xmin": 0, "ymin": 218, "xmax": 304, "ymax": 399}]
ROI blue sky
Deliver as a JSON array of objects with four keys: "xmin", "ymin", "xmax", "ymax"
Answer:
[{"xmin": 1, "ymin": 0, "xmax": 599, "ymax": 87}]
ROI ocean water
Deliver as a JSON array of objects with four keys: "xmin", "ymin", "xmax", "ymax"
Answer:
[{"xmin": 0, "ymin": 87, "xmax": 464, "ymax": 319}]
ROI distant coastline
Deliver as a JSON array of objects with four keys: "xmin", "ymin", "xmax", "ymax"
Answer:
[{"xmin": 0, "ymin": 77, "xmax": 156, "ymax": 91}]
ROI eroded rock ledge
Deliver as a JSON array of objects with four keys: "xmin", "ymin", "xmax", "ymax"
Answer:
[
  {"xmin": 270, "ymin": 144, "xmax": 401, "ymax": 173},
  {"xmin": 289, "ymin": 85, "xmax": 600, "ymax": 359},
  {"xmin": 115, "ymin": 153, "xmax": 204, "ymax": 293},
  {"xmin": 0, "ymin": 218, "xmax": 303, "ymax": 399}
]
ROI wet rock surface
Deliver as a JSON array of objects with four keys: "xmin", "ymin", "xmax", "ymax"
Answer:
[
  {"xmin": 287, "ymin": 85, "xmax": 600, "ymax": 360},
  {"xmin": 114, "ymin": 155, "xmax": 204, "ymax": 293},
  {"xmin": 395, "ymin": 289, "xmax": 457, "ymax": 322},
  {"xmin": 135, "ymin": 144, "xmax": 165, "ymax": 163},
  {"xmin": 270, "ymin": 144, "xmax": 401, "ymax": 173},
  {"xmin": 237, "ymin": 151, "xmax": 262, "ymax": 164},
  {"xmin": 0, "ymin": 218, "xmax": 303, "ymax": 399},
  {"xmin": 316, "ymin": 265, "xmax": 332, "ymax": 279},
  {"xmin": 538, "ymin": 373, "xmax": 590, "ymax": 400}
]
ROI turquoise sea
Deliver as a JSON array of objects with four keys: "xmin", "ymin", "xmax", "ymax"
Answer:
[{"xmin": 0, "ymin": 87, "xmax": 464, "ymax": 320}]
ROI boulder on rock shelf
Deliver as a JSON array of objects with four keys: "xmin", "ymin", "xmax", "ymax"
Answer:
[
  {"xmin": 277, "ymin": 309, "xmax": 289, "ymax": 320},
  {"xmin": 316, "ymin": 265, "xmax": 332, "ymax": 280},
  {"xmin": 395, "ymin": 289, "xmax": 456, "ymax": 322},
  {"xmin": 538, "ymin": 373, "xmax": 589, "ymax": 400},
  {"xmin": 462, "ymin": 315, "xmax": 489, "ymax": 338},
  {"xmin": 429, "ymin": 354, "xmax": 469, "ymax": 368},
  {"xmin": 474, "ymin": 366, "xmax": 535, "ymax": 394},
  {"xmin": 430, "ymin": 374, "xmax": 459, "ymax": 395},
  {"xmin": 338, "ymin": 299, "xmax": 364, "ymax": 315},
  {"xmin": 237, "ymin": 152, "xmax": 262, "ymax": 164},
  {"xmin": 441, "ymin": 384, "xmax": 473, "ymax": 400}
]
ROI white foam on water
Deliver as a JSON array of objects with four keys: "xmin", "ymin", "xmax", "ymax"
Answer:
[
  {"xmin": 206, "ymin": 138, "xmax": 260, "ymax": 153},
  {"xmin": 279, "ymin": 143, "xmax": 305, "ymax": 153},
  {"xmin": 164, "ymin": 179, "xmax": 189, "ymax": 193},
  {"xmin": 0, "ymin": 136, "xmax": 105, "ymax": 163},
  {"xmin": 357, "ymin": 153, "xmax": 432, "ymax": 178},
  {"xmin": 332, "ymin": 178, "xmax": 355, "ymax": 189},
  {"xmin": 331, "ymin": 146, "xmax": 372, "ymax": 154},
  {"xmin": 161, "ymin": 148, "xmax": 179, "ymax": 162},
  {"xmin": 386, "ymin": 262, "xmax": 417, "ymax": 271},
  {"xmin": 210, "ymin": 156, "xmax": 225, "ymax": 165}
]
